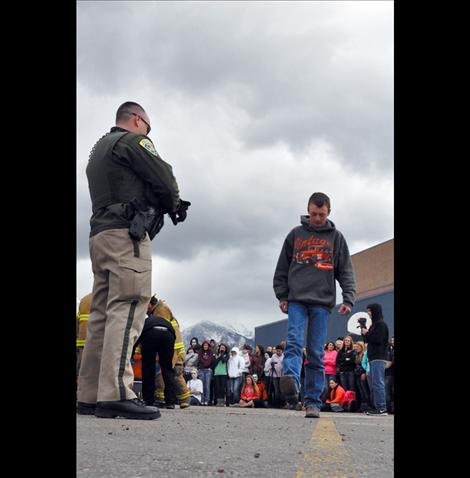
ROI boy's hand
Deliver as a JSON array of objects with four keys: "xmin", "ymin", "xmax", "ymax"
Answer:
[
  {"xmin": 338, "ymin": 303, "xmax": 351, "ymax": 315},
  {"xmin": 279, "ymin": 300, "xmax": 289, "ymax": 314}
]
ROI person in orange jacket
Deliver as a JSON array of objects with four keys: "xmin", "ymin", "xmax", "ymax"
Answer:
[
  {"xmin": 322, "ymin": 378, "xmax": 346, "ymax": 411},
  {"xmin": 239, "ymin": 375, "xmax": 261, "ymax": 408}
]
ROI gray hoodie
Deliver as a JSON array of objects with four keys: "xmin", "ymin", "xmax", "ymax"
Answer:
[{"xmin": 273, "ymin": 216, "xmax": 356, "ymax": 310}]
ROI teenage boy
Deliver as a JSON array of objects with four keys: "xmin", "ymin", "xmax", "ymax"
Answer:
[{"xmin": 273, "ymin": 192, "xmax": 356, "ymax": 418}]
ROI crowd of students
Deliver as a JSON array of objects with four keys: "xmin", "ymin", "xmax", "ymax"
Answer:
[{"xmin": 183, "ymin": 335, "xmax": 394, "ymax": 413}]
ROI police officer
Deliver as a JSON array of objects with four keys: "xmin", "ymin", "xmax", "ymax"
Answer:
[{"xmin": 77, "ymin": 102, "xmax": 190, "ymax": 420}]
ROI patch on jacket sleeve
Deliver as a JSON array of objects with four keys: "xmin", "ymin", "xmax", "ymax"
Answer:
[{"xmin": 139, "ymin": 138, "xmax": 158, "ymax": 157}]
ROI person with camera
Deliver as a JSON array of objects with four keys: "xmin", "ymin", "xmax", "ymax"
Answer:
[{"xmin": 359, "ymin": 303, "xmax": 390, "ymax": 416}]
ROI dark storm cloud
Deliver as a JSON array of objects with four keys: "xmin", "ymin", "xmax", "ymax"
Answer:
[{"xmin": 77, "ymin": 1, "xmax": 393, "ymax": 172}]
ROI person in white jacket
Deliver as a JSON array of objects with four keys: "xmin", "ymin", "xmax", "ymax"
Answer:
[{"xmin": 227, "ymin": 347, "xmax": 245, "ymax": 405}]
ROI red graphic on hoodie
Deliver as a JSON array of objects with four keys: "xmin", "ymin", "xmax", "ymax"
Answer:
[{"xmin": 294, "ymin": 236, "xmax": 334, "ymax": 270}]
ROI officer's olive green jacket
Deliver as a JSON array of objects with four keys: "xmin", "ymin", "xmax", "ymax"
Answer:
[{"xmin": 86, "ymin": 126, "xmax": 180, "ymax": 237}]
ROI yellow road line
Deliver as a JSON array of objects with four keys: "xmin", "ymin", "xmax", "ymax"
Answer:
[{"xmin": 295, "ymin": 417, "xmax": 357, "ymax": 478}]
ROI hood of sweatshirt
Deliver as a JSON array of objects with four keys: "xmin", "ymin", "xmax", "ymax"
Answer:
[
  {"xmin": 366, "ymin": 303, "xmax": 383, "ymax": 323},
  {"xmin": 231, "ymin": 346, "xmax": 240, "ymax": 355},
  {"xmin": 300, "ymin": 216, "xmax": 336, "ymax": 232}
]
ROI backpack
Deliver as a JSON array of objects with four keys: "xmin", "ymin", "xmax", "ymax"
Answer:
[{"xmin": 342, "ymin": 390, "xmax": 357, "ymax": 412}]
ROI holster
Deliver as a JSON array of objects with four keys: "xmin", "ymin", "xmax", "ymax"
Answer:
[{"xmin": 128, "ymin": 198, "xmax": 164, "ymax": 241}]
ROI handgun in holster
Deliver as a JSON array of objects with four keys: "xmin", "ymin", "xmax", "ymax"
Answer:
[{"xmin": 128, "ymin": 198, "xmax": 164, "ymax": 241}]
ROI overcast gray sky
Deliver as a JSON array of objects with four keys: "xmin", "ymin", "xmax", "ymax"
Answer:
[{"xmin": 77, "ymin": 0, "xmax": 393, "ymax": 333}]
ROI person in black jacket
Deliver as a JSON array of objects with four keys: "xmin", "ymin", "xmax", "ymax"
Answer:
[
  {"xmin": 134, "ymin": 302, "xmax": 178, "ymax": 409},
  {"xmin": 360, "ymin": 303, "xmax": 390, "ymax": 416},
  {"xmin": 336, "ymin": 335, "xmax": 356, "ymax": 393}
]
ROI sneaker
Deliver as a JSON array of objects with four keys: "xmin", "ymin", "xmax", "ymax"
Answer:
[
  {"xmin": 77, "ymin": 402, "xmax": 96, "ymax": 415},
  {"xmin": 305, "ymin": 407, "xmax": 320, "ymax": 418},
  {"xmin": 95, "ymin": 399, "xmax": 161, "ymax": 420},
  {"xmin": 366, "ymin": 409, "xmax": 388, "ymax": 416},
  {"xmin": 165, "ymin": 404, "xmax": 176, "ymax": 409}
]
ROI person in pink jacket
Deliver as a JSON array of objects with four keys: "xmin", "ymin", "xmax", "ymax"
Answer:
[{"xmin": 321, "ymin": 342, "xmax": 338, "ymax": 402}]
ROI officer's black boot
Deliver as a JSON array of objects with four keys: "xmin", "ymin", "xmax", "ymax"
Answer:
[
  {"xmin": 77, "ymin": 401, "xmax": 96, "ymax": 415},
  {"xmin": 95, "ymin": 398, "xmax": 161, "ymax": 419}
]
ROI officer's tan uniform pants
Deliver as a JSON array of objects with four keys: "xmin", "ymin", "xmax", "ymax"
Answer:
[{"xmin": 77, "ymin": 229, "xmax": 152, "ymax": 403}]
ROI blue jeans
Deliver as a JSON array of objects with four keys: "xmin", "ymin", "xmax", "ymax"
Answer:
[
  {"xmin": 198, "ymin": 369, "xmax": 213, "ymax": 405},
  {"xmin": 283, "ymin": 303, "xmax": 329, "ymax": 410},
  {"xmin": 369, "ymin": 360, "xmax": 387, "ymax": 411},
  {"xmin": 227, "ymin": 376, "xmax": 243, "ymax": 404}
]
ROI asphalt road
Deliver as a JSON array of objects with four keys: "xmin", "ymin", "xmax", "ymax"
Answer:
[{"xmin": 77, "ymin": 406, "xmax": 393, "ymax": 478}]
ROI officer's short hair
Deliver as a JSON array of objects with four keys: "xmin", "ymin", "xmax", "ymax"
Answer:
[{"xmin": 116, "ymin": 101, "xmax": 146, "ymax": 123}]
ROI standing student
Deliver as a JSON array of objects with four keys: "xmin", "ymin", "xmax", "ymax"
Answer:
[
  {"xmin": 336, "ymin": 336, "xmax": 356, "ymax": 392},
  {"xmin": 213, "ymin": 343, "xmax": 229, "ymax": 406},
  {"xmin": 273, "ymin": 192, "xmax": 356, "ymax": 418},
  {"xmin": 321, "ymin": 342, "xmax": 338, "ymax": 401},
  {"xmin": 227, "ymin": 347, "xmax": 245, "ymax": 405},
  {"xmin": 184, "ymin": 347, "xmax": 199, "ymax": 382},
  {"xmin": 197, "ymin": 341, "xmax": 214, "ymax": 406}
]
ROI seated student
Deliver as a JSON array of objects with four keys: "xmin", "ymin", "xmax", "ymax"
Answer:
[
  {"xmin": 321, "ymin": 378, "xmax": 346, "ymax": 412},
  {"xmin": 187, "ymin": 369, "xmax": 204, "ymax": 406},
  {"xmin": 252, "ymin": 374, "xmax": 268, "ymax": 408},
  {"xmin": 239, "ymin": 375, "xmax": 260, "ymax": 408}
]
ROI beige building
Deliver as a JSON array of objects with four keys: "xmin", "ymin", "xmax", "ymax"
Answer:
[{"xmin": 351, "ymin": 238, "xmax": 394, "ymax": 301}]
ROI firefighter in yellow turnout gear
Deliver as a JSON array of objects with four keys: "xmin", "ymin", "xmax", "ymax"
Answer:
[
  {"xmin": 76, "ymin": 293, "xmax": 92, "ymax": 374},
  {"xmin": 149, "ymin": 296, "xmax": 191, "ymax": 409}
]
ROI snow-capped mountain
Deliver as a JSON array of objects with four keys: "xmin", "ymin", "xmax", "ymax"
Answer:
[{"xmin": 181, "ymin": 320, "xmax": 255, "ymax": 350}]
